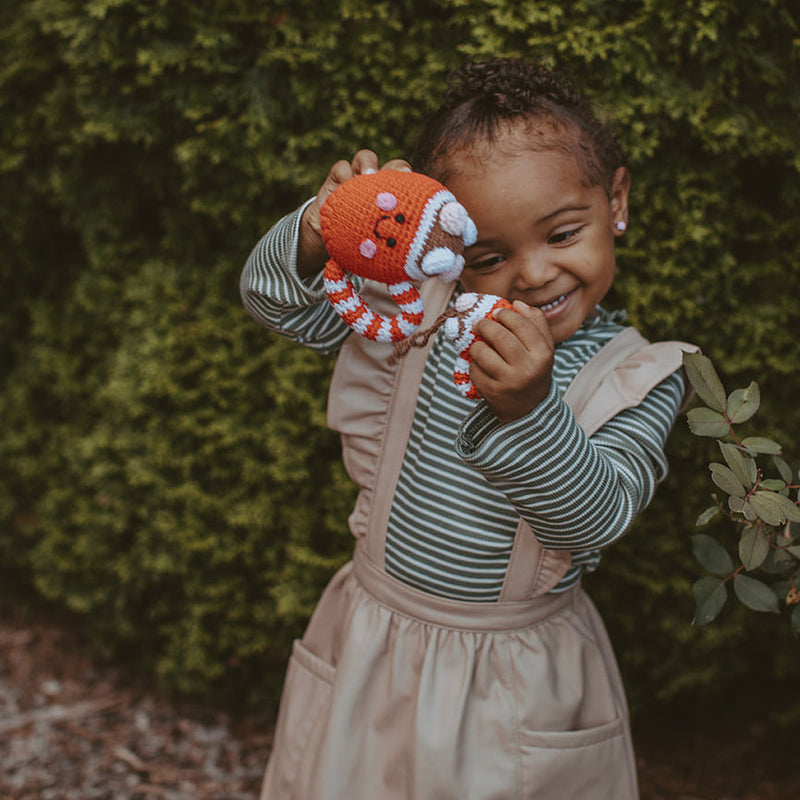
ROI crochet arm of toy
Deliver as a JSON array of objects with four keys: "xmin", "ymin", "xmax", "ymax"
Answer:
[{"xmin": 323, "ymin": 260, "xmax": 425, "ymax": 342}]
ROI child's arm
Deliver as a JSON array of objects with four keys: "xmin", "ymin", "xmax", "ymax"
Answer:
[
  {"xmin": 456, "ymin": 345, "xmax": 686, "ymax": 554},
  {"xmin": 240, "ymin": 150, "xmax": 411, "ymax": 351},
  {"xmin": 240, "ymin": 198, "xmax": 349, "ymax": 353}
]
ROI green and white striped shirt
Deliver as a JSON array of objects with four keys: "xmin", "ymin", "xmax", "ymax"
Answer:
[{"xmin": 242, "ymin": 204, "xmax": 684, "ymax": 599}]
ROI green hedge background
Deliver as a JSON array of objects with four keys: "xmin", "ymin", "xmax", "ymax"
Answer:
[{"xmin": 2, "ymin": 0, "xmax": 799, "ymax": 713}]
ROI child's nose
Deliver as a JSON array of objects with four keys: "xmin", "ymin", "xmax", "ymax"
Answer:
[{"xmin": 514, "ymin": 252, "xmax": 559, "ymax": 289}]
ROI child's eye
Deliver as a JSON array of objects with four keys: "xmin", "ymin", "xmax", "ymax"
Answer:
[
  {"xmin": 467, "ymin": 255, "xmax": 504, "ymax": 272},
  {"xmin": 548, "ymin": 227, "xmax": 583, "ymax": 245}
]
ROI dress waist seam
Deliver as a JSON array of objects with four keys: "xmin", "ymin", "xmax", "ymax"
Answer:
[{"xmin": 352, "ymin": 542, "xmax": 578, "ymax": 632}]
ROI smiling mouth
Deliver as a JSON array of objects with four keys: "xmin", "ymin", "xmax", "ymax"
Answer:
[{"xmin": 535, "ymin": 290, "xmax": 573, "ymax": 313}]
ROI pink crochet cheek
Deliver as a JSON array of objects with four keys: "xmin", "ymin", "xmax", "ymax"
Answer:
[
  {"xmin": 375, "ymin": 192, "xmax": 398, "ymax": 212},
  {"xmin": 359, "ymin": 239, "xmax": 378, "ymax": 259}
]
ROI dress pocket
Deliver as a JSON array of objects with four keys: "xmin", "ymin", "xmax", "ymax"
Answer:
[
  {"xmin": 262, "ymin": 639, "xmax": 336, "ymax": 798},
  {"xmin": 519, "ymin": 715, "xmax": 637, "ymax": 800}
]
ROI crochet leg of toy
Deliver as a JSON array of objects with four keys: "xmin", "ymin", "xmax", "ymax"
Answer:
[
  {"xmin": 453, "ymin": 341, "xmax": 481, "ymax": 399},
  {"xmin": 323, "ymin": 261, "xmax": 424, "ymax": 342}
]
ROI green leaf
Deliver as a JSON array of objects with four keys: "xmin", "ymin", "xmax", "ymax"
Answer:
[
  {"xmin": 687, "ymin": 408, "xmax": 730, "ymax": 438},
  {"xmin": 691, "ymin": 534, "xmax": 734, "ymax": 575},
  {"xmin": 745, "ymin": 457, "xmax": 758, "ymax": 486},
  {"xmin": 773, "ymin": 456, "xmax": 793, "ymax": 484},
  {"xmin": 728, "ymin": 495, "xmax": 745, "ymax": 513},
  {"xmin": 692, "ymin": 576, "xmax": 728, "ymax": 625},
  {"xmin": 709, "ymin": 462, "xmax": 746, "ymax": 497},
  {"xmin": 726, "ymin": 382, "xmax": 760, "ymax": 424},
  {"xmin": 741, "ymin": 437, "xmax": 782, "ymax": 456},
  {"xmin": 760, "ymin": 479, "xmax": 787, "ymax": 492},
  {"xmin": 739, "ymin": 526, "xmax": 770, "ymax": 571},
  {"xmin": 742, "ymin": 501, "xmax": 759, "ymax": 522},
  {"xmin": 683, "ymin": 352, "xmax": 727, "ymax": 412},
  {"xmin": 771, "ymin": 493, "xmax": 800, "ymax": 523},
  {"xmin": 748, "ymin": 492, "xmax": 787, "ymax": 526},
  {"xmin": 696, "ymin": 505, "xmax": 720, "ymax": 526},
  {"xmin": 786, "ymin": 546, "xmax": 800, "ymax": 560},
  {"xmin": 733, "ymin": 574, "xmax": 780, "ymax": 613},
  {"xmin": 718, "ymin": 442, "xmax": 754, "ymax": 490}
]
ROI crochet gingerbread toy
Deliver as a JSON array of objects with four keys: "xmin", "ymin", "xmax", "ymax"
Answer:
[
  {"xmin": 320, "ymin": 170, "xmax": 516, "ymax": 399},
  {"xmin": 320, "ymin": 170, "xmax": 478, "ymax": 342}
]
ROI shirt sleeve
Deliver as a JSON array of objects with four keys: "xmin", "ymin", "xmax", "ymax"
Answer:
[
  {"xmin": 454, "ymin": 370, "xmax": 685, "ymax": 552},
  {"xmin": 239, "ymin": 199, "xmax": 354, "ymax": 354}
]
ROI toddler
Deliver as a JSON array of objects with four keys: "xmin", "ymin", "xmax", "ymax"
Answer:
[{"xmin": 241, "ymin": 58, "xmax": 696, "ymax": 800}]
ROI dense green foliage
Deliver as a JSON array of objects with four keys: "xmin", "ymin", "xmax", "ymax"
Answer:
[{"xmin": 2, "ymin": 0, "xmax": 798, "ymax": 710}]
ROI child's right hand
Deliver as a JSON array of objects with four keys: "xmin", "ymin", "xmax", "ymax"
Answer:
[
  {"xmin": 469, "ymin": 301, "xmax": 556, "ymax": 425},
  {"xmin": 297, "ymin": 150, "xmax": 412, "ymax": 278}
]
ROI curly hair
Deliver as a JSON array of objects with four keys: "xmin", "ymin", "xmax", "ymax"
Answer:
[{"xmin": 412, "ymin": 58, "xmax": 625, "ymax": 193}]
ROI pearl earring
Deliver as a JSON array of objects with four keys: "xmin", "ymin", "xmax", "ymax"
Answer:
[{"xmin": 615, "ymin": 220, "xmax": 627, "ymax": 232}]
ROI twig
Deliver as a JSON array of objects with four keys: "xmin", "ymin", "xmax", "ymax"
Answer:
[
  {"xmin": 0, "ymin": 695, "xmax": 119, "ymax": 735},
  {"xmin": 113, "ymin": 744, "xmax": 149, "ymax": 773}
]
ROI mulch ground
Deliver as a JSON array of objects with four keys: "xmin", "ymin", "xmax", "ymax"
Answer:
[{"xmin": 1, "ymin": 610, "xmax": 798, "ymax": 800}]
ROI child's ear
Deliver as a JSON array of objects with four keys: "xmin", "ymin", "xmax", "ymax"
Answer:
[{"xmin": 610, "ymin": 167, "xmax": 630, "ymax": 234}]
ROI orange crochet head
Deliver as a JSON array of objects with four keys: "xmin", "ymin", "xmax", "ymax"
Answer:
[{"xmin": 320, "ymin": 170, "xmax": 477, "ymax": 286}]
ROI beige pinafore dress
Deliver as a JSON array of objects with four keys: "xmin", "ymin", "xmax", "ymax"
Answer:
[{"xmin": 261, "ymin": 280, "xmax": 697, "ymax": 800}]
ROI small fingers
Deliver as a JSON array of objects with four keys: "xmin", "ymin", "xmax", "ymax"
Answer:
[
  {"xmin": 470, "ymin": 306, "xmax": 554, "ymax": 384},
  {"xmin": 311, "ymin": 151, "xmax": 377, "ymax": 231},
  {"xmin": 351, "ymin": 150, "xmax": 412, "ymax": 174},
  {"xmin": 471, "ymin": 318, "xmax": 517, "ymax": 365},
  {"xmin": 327, "ymin": 160, "xmax": 357, "ymax": 184},
  {"xmin": 309, "ymin": 160, "xmax": 357, "ymax": 231},
  {"xmin": 509, "ymin": 302, "xmax": 553, "ymax": 345},
  {"xmin": 380, "ymin": 157, "xmax": 413, "ymax": 173},
  {"xmin": 468, "ymin": 338, "xmax": 506, "ymax": 381},
  {"xmin": 473, "ymin": 309, "xmax": 549, "ymax": 360},
  {"xmin": 350, "ymin": 149, "xmax": 381, "ymax": 175},
  {"xmin": 479, "ymin": 304, "xmax": 553, "ymax": 358},
  {"xmin": 320, "ymin": 149, "xmax": 408, "ymax": 203},
  {"xmin": 466, "ymin": 304, "xmax": 556, "ymax": 423},
  {"xmin": 314, "ymin": 150, "xmax": 413, "ymax": 230},
  {"xmin": 324, "ymin": 150, "xmax": 382, "ymax": 200},
  {"xmin": 325, "ymin": 151, "xmax": 410, "ymax": 198}
]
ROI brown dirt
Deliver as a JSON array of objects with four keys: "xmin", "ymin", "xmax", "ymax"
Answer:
[
  {"xmin": 1, "ymin": 610, "xmax": 798, "ymax": 800},
  {"xmin": 0, "ymin": 612, "xmax": 270, "ymax": 799}
]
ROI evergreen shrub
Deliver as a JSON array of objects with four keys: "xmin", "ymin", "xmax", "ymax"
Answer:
[{"xmin": 1, "ymin": 0, "xmax": 798, "ymax": 709}]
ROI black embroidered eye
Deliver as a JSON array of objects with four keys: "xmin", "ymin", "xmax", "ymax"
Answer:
[
  {"xmin": 395, "ymin": 214, "xmax": 405, "ymax": 223},
  {"xmin": 387, "ymin": 238, "xmax": 397, "ymax": 248}
]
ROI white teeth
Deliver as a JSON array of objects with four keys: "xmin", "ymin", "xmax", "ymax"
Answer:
[{"xmin": 538, "ymin": 293, "xmax": 568, "ymax": 312}]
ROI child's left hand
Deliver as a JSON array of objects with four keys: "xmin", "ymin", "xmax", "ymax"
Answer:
[{"xmin": 469, "ymin": 301, "xmax": 555, "ymax": 424}]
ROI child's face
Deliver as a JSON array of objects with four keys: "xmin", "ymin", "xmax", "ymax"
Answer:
[{"xmin": 443, "ymin": 128, "xmax": 629, "ymax": 343}]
